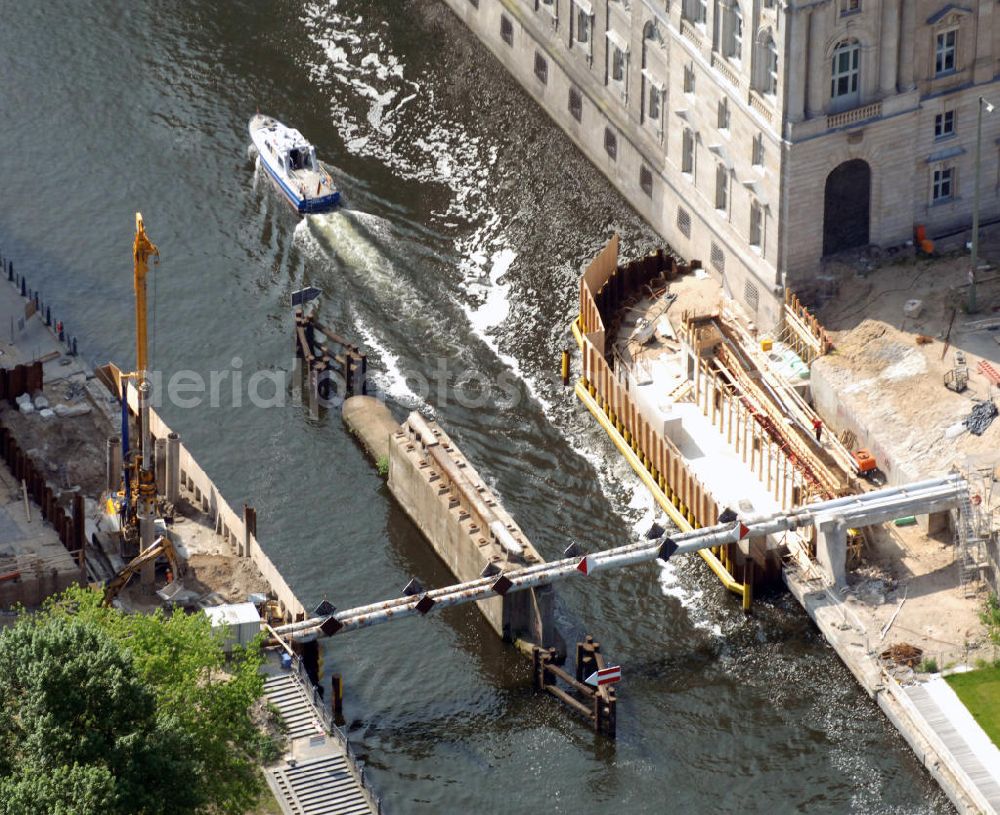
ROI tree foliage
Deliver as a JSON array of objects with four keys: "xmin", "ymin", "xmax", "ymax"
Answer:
[
  {"xmin": 0, "ymin": 586, "xmax": 268, "ymax": 815},
  {"xmin": 982, "ymin": 593, "xmax": 1000, "ymax": 648}
]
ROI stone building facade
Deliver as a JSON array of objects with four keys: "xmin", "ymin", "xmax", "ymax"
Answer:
[{"xmin": 443, "ymin": 0, "xmax": 1000, "ymax": 327}]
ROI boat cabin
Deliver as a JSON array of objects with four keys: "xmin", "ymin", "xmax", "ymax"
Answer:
[{"xmin": 287, "ymin": 145, "xmax": 317, "ymax": 173}]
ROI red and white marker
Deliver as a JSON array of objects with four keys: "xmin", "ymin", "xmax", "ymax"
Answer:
[
  {"xmin": 738, "ymin": 522, "xmax": 750, "ymax": 540},
  {"xmin": 584, "ymin": 665, "xmax": 622, "ymax": 687},
  {"xmin": 577, "ymin": 555, "xmax": 595, "ymax": 575}
]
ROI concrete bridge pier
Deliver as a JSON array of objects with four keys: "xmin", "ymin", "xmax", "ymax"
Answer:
[
  {"xmin": 815, "ymin": 514, "xmax": 848, "ymax": 587},
  {"xmin": 343, "ymin": 396, "xmax": 561, "ymax": 652}
]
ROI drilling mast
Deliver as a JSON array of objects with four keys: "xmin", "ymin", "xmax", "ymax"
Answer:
[{"xmin": 124, "ymin": 213, "xmax": 159, "ymax": 564}]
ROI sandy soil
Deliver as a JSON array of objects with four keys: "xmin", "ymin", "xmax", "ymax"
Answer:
[
  {"xmin": 809, "ymin": 234, "xmax": 1000, "ymax": 673},
  {"xmin": 846, "ymin": 522, "xmax": 992, "ymax": 675},
  {"xmin": 1, "ymin": 374, "xmax": 114, "ymax": 499}
]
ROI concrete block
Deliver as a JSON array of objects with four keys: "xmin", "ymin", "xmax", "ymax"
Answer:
[
  {"xmin": 917, "ymin": 510, "xmax": 950, "ymax": 535},
  {"xmin": 815, "ymin": 514, "xmax": 848, "ymax": 588}
]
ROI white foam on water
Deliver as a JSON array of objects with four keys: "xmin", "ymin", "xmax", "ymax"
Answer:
[
  {"xmin": 467, "ymin": 248, "xmax": 514, "ymax": 335},
  {"xmin": 297, "ymin": 2, "xmax": 712, "ymax": 627},
  {"xmin": 297, "ymin": 210, "xmax": 425, "ymax": 317},
  {"xmin": 351, "ymin": 309, "xmax": 431, "ymax": 413}
]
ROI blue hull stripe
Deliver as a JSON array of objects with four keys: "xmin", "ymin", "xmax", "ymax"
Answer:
[{"xmin": 260, "ymin": 155, "xmax": 340, "ymax": 214}]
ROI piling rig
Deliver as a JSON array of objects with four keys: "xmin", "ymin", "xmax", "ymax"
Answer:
[{"xmin": 107, "ymin": 213, "xmax": 161, "ymax": 560}]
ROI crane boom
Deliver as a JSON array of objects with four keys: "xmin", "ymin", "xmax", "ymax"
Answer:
[{"xmin": 133, "ymin": 213, "xmax": 158, "ymax": 377}]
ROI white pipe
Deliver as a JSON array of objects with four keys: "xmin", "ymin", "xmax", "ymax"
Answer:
[{"xmin": 277, "ymin": 477, "xmax": 967, "ymax": 640}]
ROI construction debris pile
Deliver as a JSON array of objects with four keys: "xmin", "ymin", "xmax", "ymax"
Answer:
[{"xmin": 964, "ymin": 400, "xmax": 998, "ymax": 436}]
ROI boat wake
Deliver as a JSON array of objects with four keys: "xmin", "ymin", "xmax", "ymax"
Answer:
[{"xmin": 295, "ymin": 1, "xmax": 713, "ymax": 631}]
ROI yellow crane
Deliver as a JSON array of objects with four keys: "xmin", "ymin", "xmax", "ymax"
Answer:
[
  {"xmin": 133, "ymin": 212, "xmax": 158, "ymax": 377},
  {"xmin": 112, "ymin": 213, "xmax": 161, "ymax": 560}
]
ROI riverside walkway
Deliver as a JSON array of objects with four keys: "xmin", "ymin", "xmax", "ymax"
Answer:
[{"xmin": 904, "ymin": 678, "xmax": 1000, "ymax": 812}]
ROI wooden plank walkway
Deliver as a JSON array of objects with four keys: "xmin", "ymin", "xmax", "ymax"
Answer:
[
  {"xmin": 263, "ymin": 673, "xmax": 379, "ymax": 815},
  {"xmin": 905, "ymin": 680, "xmax": 1000, "ymax": 813}
]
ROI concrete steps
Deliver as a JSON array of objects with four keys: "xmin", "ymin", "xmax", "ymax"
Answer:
[
  {"xmin": 270, "ymin": 755, "xmax": 373, "ymax": 815},
  {"xmin": 263, "ymin": 673, "xmax": 377, "ymax": 815},
  {"xmin": 264, "ymin": 674, "xmax": 326, "ymax": 741}
]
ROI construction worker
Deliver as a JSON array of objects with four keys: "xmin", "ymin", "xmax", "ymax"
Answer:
[{"xmin": 812, "ymin": 417, "xmax": 823, "ymax": 443}]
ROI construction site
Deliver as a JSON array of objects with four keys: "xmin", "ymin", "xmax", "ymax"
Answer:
[
  {"xmin": 1, "ymin": 205, "xmax": 999, "ymax": 814},
  {"xmin": 571, "ymin": 235, "xmax": 1000, "ymax": 812}
]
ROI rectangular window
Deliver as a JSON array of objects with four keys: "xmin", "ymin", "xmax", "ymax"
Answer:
[
  {"xmin": 684, "ymin": 0, "xmax": 707, "ymax": 24},
  {"xmin": 831, "ymin": 44, "xmax": 860, "ymax": 99},
  {"xmin": 934, "ymin": 110, "xmax": 955, "ymax": 139},
  {"xmin": 839, "ymin": 0, "xmax": 861, "ymax": 14},
  {"xmin": 717, "ymin": 98, "xmax": 730, "ymax": 130},
  {"xmin": 684, "ymin": 64, "xmax": 695, "ymax": 94},
  {"xmin": 715, "ymin": 164, "xmax": 728, "ymax": 210},
  {"xmin": 574, "ymin": 4, "xmax": 591, "ymax": 45},
  {"xmin": 640, "ymin": 165, "xmax": 654, "ymax": 196},
  {"xmin": 568, "ymin": 87, "xmax": 583, "ymax": 121},
  {"xmin": 749, "ymin": 201, "xmax": 763, "ymax": 247},
  {"xmin": 611, "ymin": 45, "xmax": 626, "ymax": 83},
  {"xmin": 534, "ymin": 51, "xmax": 548, "ymax": 84},
  {"xmin": 604, "ymin": 127, "xmax": 618, "ymax": 160},
  {"xmin": 935, "ymin": 29, "xmax": 957, "ymax": 75},
  {"xmin": 752, "ymin": 132, "xmax": 764, "ymax": 166},
  {"xmin": 648, "ymin": 84, "xmax": 661, "ymax": 122},
  {"xmin": 932, "ymin": 166, "xmax": 954, "ymax": 201},
  {"xmin": 682, "ymin": 129, "xmax": 695, "ymax": 173},
  {"xmin": 501, "ymin": 14, "xmax": 513, "ymax": 46}
]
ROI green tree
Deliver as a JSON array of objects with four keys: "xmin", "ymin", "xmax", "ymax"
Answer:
[
  {"xmin": 982, "ymin": 593, "xmax": 1000, "ymax": 648},
  {"xmin": 0, "ymin": 587, "xmax": 269, "ymax": 815}
]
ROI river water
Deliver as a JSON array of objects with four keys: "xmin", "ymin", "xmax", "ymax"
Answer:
[{"xmin": 0, "ymin": 1, "xmax": 952, "ymax": 812}]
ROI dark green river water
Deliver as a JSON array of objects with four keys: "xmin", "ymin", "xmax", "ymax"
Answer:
[{"xmin": 0, "ymin": 1, "xmax": 952, "ymax": 811}]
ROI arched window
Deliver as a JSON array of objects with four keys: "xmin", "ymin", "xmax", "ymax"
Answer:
[{"xmin": 830, "ymin": 39, "xmax": 860, "ymax": 104}]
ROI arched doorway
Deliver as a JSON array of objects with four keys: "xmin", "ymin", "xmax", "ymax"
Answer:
[{"xmin": 823, "ymin": 159, "xmax": 871, "ymax": 256}]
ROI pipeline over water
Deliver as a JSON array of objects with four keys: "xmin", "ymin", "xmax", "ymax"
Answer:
[{"xmin": 276, "ymin": 476, "xmax": 968, "ymax": 640}]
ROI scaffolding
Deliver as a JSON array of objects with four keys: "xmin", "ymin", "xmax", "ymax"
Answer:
[{"xmin": 954, "ymin": 466, "xmax": 998, "ymax": 597}]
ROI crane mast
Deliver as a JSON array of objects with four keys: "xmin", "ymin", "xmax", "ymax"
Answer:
[{"xmin": 122, "ymin": 213, "xmax": 160, "ymax": 568}]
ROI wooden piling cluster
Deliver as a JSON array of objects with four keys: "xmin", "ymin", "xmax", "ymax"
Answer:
[
  {"xmin": 0, "ymin": 421, "xmax": 85, "ymax": 565},
  {"xmin": 294, "ymin": 307, "xmax": 367, "ymax": 414},
  {"xmin": 532, "ymin": 636, "xmax": 616, "ymax": 739}
]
